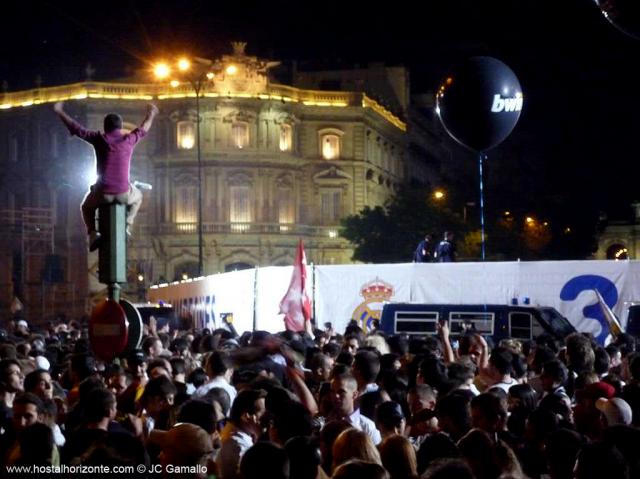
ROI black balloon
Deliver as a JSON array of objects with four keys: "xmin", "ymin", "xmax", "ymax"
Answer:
[
  {"xmin": 594, "ymin": 0, "xmax": 640, "ymax": 40},
  {"xmin": 436, "ymin": 56, "xmax": 523, "ymax": 152}
]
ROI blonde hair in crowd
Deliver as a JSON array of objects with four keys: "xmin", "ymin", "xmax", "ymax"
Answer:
[{"xmin": 332, "ymin": 428, "xmax": 382, "ymax": 473}]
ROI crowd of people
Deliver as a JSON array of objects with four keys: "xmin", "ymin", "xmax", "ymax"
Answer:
[{"xmin": 0, "ymin": 314, "xmax": 639, "ymax": 479}]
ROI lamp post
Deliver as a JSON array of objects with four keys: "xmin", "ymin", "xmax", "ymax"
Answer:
[{"xmin": 154, "ymin": 58, "xmax": 216, "ymax": 277}]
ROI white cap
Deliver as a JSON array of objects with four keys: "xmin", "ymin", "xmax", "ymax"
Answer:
[
  {"xmin": 596, "ymin": 397, "xmax": 633, "ymax": 426},
  {"xmin": 35, "ymin": 355, "xmax": 50, "ymax": 371}
]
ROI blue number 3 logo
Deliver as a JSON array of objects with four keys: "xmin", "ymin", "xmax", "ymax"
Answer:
[{"xmin": 560, "ymin": 275, "xmax": 618, "ymax": 344}]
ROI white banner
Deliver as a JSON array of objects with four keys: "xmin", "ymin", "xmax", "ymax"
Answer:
[
  {"xmin": 149, "ymin": 269, "xmax": 256, "ymax": 335},
  {"xmin": 149, "ymin": 260, "xmax": 640, "ymax": 340},
  {"xmin": 255, "ymin": 266, "xmax": 296, "ymax": 333},
  {"xmin": 315, "ymin": 263, "xmax": 414, "ymax": 333}
]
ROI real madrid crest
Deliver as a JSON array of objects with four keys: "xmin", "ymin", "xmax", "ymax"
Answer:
[{"xmin": 351, "ymin": 277, "xmax": 395, "ymax": 332}]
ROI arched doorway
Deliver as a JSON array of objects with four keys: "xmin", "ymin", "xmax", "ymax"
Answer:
[
  {"xmin": 224, "ymin": 262, "xmax": 254, "ymax": 272},
  {"xmin": 174, "ymin": 261, "xmax": 199, "ymax": 281}
]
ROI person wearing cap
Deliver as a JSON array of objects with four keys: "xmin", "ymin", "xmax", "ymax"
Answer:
[
  {"xmin": 574, "ymin": 381, "xmax": 616, "ymax": 441},
  {"xmin": 14, "ymin": 320, "xmax": 29, "ymax": 339},
  {"xmin": 596, "ymin": 397, "xmax": 633, "ymax": 427},
  {"xmin": 216, "ymin": 388, "xmax": 267, "ymax": 479},
  {"xmin": 117, "ymin": 349, "xmax": 148, "ymax": 415},
  {"xmin": 150, "ymin": 422, "xmax": 215, "ymax": 477}
]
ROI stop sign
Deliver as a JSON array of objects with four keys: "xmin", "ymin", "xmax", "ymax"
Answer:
[{"xmin": 89, "ymin": 299, "xmax": 128, "ymax": 361}]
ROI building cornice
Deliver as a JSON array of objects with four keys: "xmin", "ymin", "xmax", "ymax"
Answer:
[{"xmin": 0, "ymin": 81, "xmax": 406, "ymax": 132}]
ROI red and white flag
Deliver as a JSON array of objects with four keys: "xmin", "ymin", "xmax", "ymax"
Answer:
[{"xmin": 279, "ymin": 239, "xmax": 312, "ymax": 332}]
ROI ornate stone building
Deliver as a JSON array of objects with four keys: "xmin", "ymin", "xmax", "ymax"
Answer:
[
  {"xmin": 0, "ymin": 43, "xmax": 441, "ymax": 319},
  {"xmin": 595, "ymin": 203, "xmax": 640, "ymax": 260}
]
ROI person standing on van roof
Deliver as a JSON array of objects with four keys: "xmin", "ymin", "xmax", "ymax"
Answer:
[
  {"xmin": 414, "ymin": 234, "xmax": 433, "ymax": 263},
  {"xmin": 434, "ymin": 232, "xmax": 456, "ymax": 262}
]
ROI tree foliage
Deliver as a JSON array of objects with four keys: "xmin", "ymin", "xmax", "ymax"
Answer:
[
  {"xmin": 340, "ymin": 187, "xmax": 466, "ymax": 263},
  {"xmin": 340, "ymin": 186, "xmax": 599, "ymax": 263}
]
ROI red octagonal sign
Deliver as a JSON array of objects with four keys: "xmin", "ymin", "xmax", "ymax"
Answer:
[{"xmin": 89, "ymin": 299, "xmax": 128, "ymax": 361}]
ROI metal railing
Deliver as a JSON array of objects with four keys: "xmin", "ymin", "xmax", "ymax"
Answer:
[
  {"xmin": 0, "ymin": 81, "xmax": 405, "ymax": 131},
  {"xmin": 140, "ymin": 221, "xmax": 343, "ymax": 237}
]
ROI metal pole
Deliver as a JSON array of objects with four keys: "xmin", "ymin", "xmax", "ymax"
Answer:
[
  {"xmin": 196, "ymin": 84, "xmax": 204, "ymax": 276},
  {"xmin": 478, "ymin": 152, "xmax": 486, "ymax": 261}
]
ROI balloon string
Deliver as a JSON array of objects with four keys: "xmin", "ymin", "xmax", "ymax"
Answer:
[{"xmin": 479, "ymin": 152, "xmax": 486, "ymax": 261}]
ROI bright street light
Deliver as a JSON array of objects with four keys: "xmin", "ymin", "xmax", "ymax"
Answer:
[
  {"xmin": 177, "ymin": 58, "xmax": 191, "ymax": 71},
  {"xmin": 433, "ymin": 190, "xmax": 445, "ymax": 200},
  {"xmin": 153, "ymin": 56, "xmax": 217, "ymax": 278},
  {"xmin": 153, "ymin": 62, "xmax": 171, "ymax": 79}
]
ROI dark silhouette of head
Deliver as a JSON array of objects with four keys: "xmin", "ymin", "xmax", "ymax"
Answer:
[{"xmin": 104, "ymin": 113, "xmax": 123, "ymax": 133}]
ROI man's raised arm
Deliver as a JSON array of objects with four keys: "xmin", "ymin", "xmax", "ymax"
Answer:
[
  {"xmin": 140, "ymin": 103, "xmax": 159, "ymax": 132},
  {"xmin": 53, "ymin": 102, "xmax": 76, "ymax": 130},
  {"xmin": 53, "ymin": 101, "xmax": 99, "ymax": 141}
]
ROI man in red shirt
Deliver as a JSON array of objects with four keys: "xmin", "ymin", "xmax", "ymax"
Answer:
[{"xmin": 54, "ymin": 101, "xmax": 158, "ymax": 250}]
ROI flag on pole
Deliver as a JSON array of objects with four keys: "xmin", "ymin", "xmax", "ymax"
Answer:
[
  {"xmin": 594, "ymin": 289, "xmax": 624, "ymax": 345},
  {"xmin": 279, "ymin": 239, "xmax": 312, "ymax": 332}
]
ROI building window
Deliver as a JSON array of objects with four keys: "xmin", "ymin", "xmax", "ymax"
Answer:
[
  {"xmin": 230, "ymin": 185, "xmax": 252, "ymax": 226},
  {"xmin": 322, "ymin": 134, "xmax": 340, "ymax": 160},
  {"xmin": 232, "ymin": 122, "xmax": 249, "ymax": 149},
  {"xmin": 176, "ymin": 185, "xmax": 197, "ymax": 224},
  {"xmin": 177, "ymin": 121, "xmax": 195, "ymax": 150},
  {"xmin": 320, "ymin": 189, "xmax": 342, "ymax": 224},
  {"xmin": 277, "ymin": 187, "xmax": 294, "ymax": 225},
  {"xmin": 279, "ymin": 124, "xmax": 292, "ymax": 152}
]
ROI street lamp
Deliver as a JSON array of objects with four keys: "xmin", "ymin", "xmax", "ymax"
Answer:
[
  {"xmin": 433, "ymin": 190, "xmax": 445, "ymax": 200},
  {"xmin": 153, "ymin": 57, "xmax": 221, "ymax": 277}
]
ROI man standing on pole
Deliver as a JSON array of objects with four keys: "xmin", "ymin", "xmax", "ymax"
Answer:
[{"xmin": 54, "ymin": 102, "xmax": 158, "ymax": 250}]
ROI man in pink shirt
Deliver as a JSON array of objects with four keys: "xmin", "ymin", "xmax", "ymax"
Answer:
[{"xmin": 54, "ymin": 101, "xmax": 158, "ymax": 250}]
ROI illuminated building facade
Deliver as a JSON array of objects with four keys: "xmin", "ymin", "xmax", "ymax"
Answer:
[
  {"xmin": 596, "ymin": 203, "xmax": 640, "ymax": 260},
  {"xmin": 0, "ymin": 43, "xmax": 444, "ymax": 318}
]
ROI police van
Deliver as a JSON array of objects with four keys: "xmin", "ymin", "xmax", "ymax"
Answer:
[{"xmin": 379, "ymin": 303, "xmax": 576, "ymax": 342}]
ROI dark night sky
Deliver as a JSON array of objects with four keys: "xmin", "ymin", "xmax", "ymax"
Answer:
[{"xmin": 3, "ymin": 0, "xmax": 640, "ymax": 224}]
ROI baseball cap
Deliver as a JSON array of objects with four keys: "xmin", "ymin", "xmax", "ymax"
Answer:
[
  {"xmin": 128, "ymin": 349, "xmax": 147, "ymax": 367},
  {"xmin": 149, "ymin": 423, "xmax": 213, "ymax": 462},
  {"xmin": 596, "ymin": 397, "xmax": 633, "ymax": 426},
  {"xmin": 584, "ymin": 381, "xmax": 616, "ymax": 401},
  {"xmin": 35, "ymin": 355, "xmax": 50, "ymax": 371},
  {"xmin": 16, "ymin": 320, "xmax": 28, "ymax": 329}
]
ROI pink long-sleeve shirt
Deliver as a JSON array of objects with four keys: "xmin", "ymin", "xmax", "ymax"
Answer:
[{"xmin": 66, "ymin": 120, "xmax": 147, "ymax": 194}]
